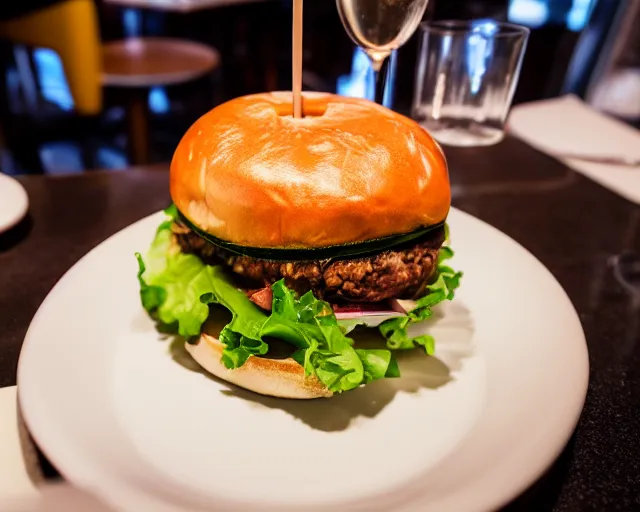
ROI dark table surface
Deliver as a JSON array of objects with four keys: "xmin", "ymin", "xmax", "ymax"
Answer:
[{"xmin": 1, "ymin": 136, "xmax": 639, "ymax": 511}]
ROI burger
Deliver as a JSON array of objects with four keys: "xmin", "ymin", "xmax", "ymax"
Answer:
[{"xmin": 136, "ymin": 91, "xmax": 462, "ymax": 399}]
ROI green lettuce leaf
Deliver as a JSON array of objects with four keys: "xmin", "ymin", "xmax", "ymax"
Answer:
[
  {"xmin": 378, "ymin": 245, "xmax": 462, "ymax": 353},
  {"xmin": 136, "ymin": 214, "xmax": 396, "ymax": 393},
  {"xmin": 136, "ymin": 224, "xmax": 214, "ymax": 339},
  {"xmin": 198, "ymin": 266, "xmax": 269, "ymax": 367},
  {"xmin": 261, "ymin": 281, "xmax": 396, "ymax": 392},
  {"xmin": 136, "ymin": 221, "xmax": 268, "ymax": 356}
]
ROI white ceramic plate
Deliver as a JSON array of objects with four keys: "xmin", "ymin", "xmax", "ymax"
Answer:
[
  {"xmin": 0, "ymin": 173, "xmax": 29, "ymax": 233},
  {"xmin": 18, "ymin": 208, "xmax": 589, "ymax": 512}
]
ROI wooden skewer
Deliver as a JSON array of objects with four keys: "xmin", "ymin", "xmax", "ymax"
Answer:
[{"xmin": 292, "ymin": 0, "xmax": 303, "ymax": 118}]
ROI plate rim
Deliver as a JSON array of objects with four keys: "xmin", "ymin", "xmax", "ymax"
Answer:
[
  {"xmin": 0, "ymin": 173, "xmax": 29, "ymax": 233},
  {"xmin": 17, "ymin": 207, "xmax": 590, "ymax": 511}
]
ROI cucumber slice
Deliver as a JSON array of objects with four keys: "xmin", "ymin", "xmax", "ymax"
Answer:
[{"xmin": 177, "ymin": 211, "xmax": 444, "ymax": 262}]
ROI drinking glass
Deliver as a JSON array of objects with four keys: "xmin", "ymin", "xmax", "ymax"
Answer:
[
  {"xmin": 336, "ymin": 0, "xmax": 430, "ymax": 105},
  {"xmin": 412, "ymin": 20, "xmax": 529, "ymax": 147}
]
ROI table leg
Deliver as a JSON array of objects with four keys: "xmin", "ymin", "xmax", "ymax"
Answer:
[{"xmin": 126, "ymin": 89, "xmax": 150, "ymax": 166}]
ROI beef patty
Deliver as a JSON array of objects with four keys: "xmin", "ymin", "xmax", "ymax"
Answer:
[{"xmin": 172, "ymin": 221, "xmax": 445, "ymax": 302}]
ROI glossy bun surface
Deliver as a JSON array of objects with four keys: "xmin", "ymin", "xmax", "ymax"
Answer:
[{"xmin": 171, "ymin": 92, "xmax": 450, "ymax": 248}]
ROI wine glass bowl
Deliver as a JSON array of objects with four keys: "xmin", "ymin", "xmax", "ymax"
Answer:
[{"xmin": 336, "ymin": 0, "xmax": 430, "ymax": 103}]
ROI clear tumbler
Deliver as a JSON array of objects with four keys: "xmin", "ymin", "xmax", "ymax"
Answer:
[{"xmin": 412, "ymin": 20, "xmax": 529, "ymax": 147}]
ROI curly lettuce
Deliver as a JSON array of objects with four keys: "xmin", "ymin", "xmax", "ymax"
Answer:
[
  {"xmin": 261, "ymin": 281, "xmax": 399, "ymax": 392},
  {"xmin": 378, "ymin": 246, "xmax": 463, "ymax": 353},
  {"xmin": 136, "ymin": 214, "xmax": 398, "ymax": 393}
]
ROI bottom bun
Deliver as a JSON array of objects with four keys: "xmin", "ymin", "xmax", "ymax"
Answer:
[{"xmin": 185, "ymin": 333, "xmax": 333, "ymax": 399}]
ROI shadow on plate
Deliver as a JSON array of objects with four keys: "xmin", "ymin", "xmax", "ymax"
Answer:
[{"xmin": 168, "ymin": 300, "xmax": 475, "ymax": 433}]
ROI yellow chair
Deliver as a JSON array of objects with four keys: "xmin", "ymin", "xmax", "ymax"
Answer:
[
  {"xmin": 0, "ymin": 0, "xmax": 102, "ymax": 115},
  {"xmin": 0, "ymin": 0, "xmax": 220, "ymax": 165}
]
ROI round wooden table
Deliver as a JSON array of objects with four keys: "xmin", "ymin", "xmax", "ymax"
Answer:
[{"xmin": 102, "ymin": 37, "xmax": 220, "ymax": 165}]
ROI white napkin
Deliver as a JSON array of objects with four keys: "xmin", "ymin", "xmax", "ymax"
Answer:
[
  {"xmin": 0, "ymin": 387, "xmax": 38, "ymax": 501},
  {"xmin": 508, "ymin": 95, "xmax": 640, "ymax": 205}
]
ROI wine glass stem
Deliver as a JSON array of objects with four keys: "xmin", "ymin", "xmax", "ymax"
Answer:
[{"xmin": 374, "ymin": 57, "xmax": 390, "ymax": 106}]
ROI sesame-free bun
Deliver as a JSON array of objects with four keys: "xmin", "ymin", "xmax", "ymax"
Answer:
[
  {"xmin": 170, "ymin": 92, "xmax": 450, "ymax": 249},
  {"xmin": 185, "ymin": 333, "xmax": 333, "ymax": 399}
]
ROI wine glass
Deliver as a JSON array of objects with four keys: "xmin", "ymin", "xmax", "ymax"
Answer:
[{"xmin": 336, "ymin": 0, "xmax": 430, "ymax": 105}]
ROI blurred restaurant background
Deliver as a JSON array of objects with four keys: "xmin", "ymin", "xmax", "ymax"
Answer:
[{"xmin": 0, "ymin": 0, "xmax": 638, "ymax": 175}]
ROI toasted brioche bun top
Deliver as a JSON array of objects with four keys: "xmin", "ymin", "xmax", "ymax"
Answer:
[{"xmin": 170, "ymin": 92, "xmax": 450, "ymax": 248}]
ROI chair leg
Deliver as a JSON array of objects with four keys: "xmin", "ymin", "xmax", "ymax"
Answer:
[
  {"xmin": 208, "ymin": 67, "xmax": 224, "ymax": 107},
  {"xmin": 78, "ymin": 137, "xmax": 97, "ymax": 171},
  {"xmin": 0, "ymin": 111, "xmax": 44, "ymax": 174},
  {"xmin": 126, "ymin": 88, "xmax": 150, "ymax": 166},
  {"xmin": 4, "ymin": 131, "xmax": 44, "ymax": 174},
  {"xmin": 13, "ymin": 45, "xmax": 40, "ymax": 115}
]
